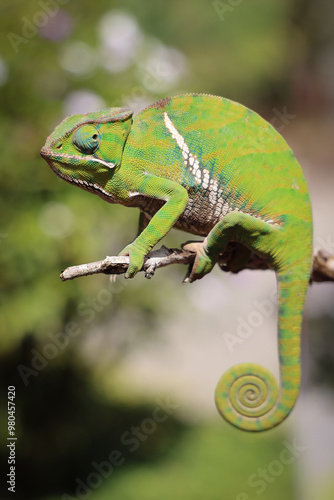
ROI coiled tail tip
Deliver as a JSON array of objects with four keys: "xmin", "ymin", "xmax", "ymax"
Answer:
[{"xmin": 215, "ymin": 363, "xmax": 284, "ymax": 432}]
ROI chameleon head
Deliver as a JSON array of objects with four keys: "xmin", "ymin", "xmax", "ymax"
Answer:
[{"xmin": 40, "ymin": 107, "xmax": 133, "ymax": 196}]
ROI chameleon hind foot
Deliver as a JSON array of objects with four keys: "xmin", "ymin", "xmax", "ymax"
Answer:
[{"xmin": 181, "ymin": 240, "xmax": 216, "ymax": 282}]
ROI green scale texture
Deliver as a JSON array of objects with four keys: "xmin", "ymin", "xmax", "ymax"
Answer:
[{"xmin": 41, "ymin": 94, "xmax": 313, "ymax": 432}]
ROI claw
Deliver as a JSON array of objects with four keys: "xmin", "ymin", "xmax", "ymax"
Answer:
[{"xmin": 182, "ymin": 263, "xmax": 193, "ymax": 284}]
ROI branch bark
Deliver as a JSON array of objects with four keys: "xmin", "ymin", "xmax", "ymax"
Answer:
[{"xmin": 60, "ymin": 244, "xmax": 334, "ymax": 283}]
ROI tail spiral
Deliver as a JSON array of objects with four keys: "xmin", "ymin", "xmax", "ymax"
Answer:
[{"xmin": 215, "ymin": 363, "xmax": 280, "ymax": 431}]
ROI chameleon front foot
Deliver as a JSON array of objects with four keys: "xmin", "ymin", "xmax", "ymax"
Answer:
[{"xmin": 118, "ymin": 242, "xmax": 147, "ymax": 278}]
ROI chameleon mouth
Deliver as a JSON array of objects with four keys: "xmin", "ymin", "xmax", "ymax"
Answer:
[
  {"xmin": 40, "ymin": 147, "xmax": 116, "ymax": 169},
  {"xmin": 40, "ymin": 147, "xmax": 113, "ymax": 199}
]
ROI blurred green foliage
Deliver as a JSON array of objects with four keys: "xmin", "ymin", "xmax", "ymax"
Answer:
[
  {"xmin": 0, "ymin": 338, "xmax": 186, "ymax": 498},
  {"xmin": 89, "ymin": 423, "xmax": 296, "ymax": 500},
  {"xmin": 58, "ymin": 424, "xmax": 295, "ymax": 500}
]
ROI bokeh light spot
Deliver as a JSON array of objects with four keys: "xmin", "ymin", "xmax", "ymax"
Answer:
[
  {"xmin": 59, "ymin": 41, "xmax": 97, "ymax": 77},
  {"xmin": 39, "ymin": 10, "xmax": 72, "ymax": 41},
  {"xmin": 64, "ymin": 90, "xmax": 106, "ymax": 115},
  {"xmin": 98, "ymin": 10, "xmax": 143, "ymax": 73},
  {"xmin": 39, "ymin": 202, "xmax": 74, "ymax": 239}
]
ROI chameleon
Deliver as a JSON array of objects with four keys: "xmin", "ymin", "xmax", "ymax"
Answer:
[{"xmin": 41, "ymin": 93, "xmax": 313, "ymax": 432}]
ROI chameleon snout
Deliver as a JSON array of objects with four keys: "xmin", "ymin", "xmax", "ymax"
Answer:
[{"xmin": 40, "ymin": 146, "xmax": 50, "ymax": 159}]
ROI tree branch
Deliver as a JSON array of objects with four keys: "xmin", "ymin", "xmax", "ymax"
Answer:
[{"xmin": 60, "ymin": 244, "xmax": 334, "ymax": 283}]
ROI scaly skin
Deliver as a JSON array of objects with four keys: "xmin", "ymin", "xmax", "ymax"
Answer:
[{"xmin": 41, "ymin": 93, "xmax": 313, "ymax": 431}]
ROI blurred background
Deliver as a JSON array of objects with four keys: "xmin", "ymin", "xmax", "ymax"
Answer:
[{"xmin": 1, "ymin": 0, "xmax": 334, "ymax": 499}]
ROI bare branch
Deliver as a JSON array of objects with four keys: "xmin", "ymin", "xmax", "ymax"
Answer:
[
  {"xmin": 60, "ymin": 246, "xmax": 194, "ymax": 282},
  {"xmin": 60, "ymin": 244, "xmax": 334, "ymax": 283}
]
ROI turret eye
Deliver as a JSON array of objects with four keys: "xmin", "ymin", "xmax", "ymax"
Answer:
[{"xmin": 73, "ymin": 125, "xmax": 101, "ymax": 154}]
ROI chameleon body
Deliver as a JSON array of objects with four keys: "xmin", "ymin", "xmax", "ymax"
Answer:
[{"xmin": 41, "ymin": 94, "xmax": 313, "ymax": 432}]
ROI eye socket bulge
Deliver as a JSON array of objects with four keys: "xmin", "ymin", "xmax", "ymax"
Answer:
[{"xmin": 72, "ymin": 125, "xmax": 101, "ymax": 154}]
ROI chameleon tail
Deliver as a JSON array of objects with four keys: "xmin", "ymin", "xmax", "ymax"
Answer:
[{"xmin": 215, "ymin": 263, "xmax": 311, "ymax": 432}]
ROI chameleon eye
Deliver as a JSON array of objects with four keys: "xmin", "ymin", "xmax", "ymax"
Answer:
[{"xmin": 72, "ymin": 124, "xmax": 101, "ymax": 154}]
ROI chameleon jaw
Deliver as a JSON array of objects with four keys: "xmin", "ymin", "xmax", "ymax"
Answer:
[
  {"xmin": 40, "ymin": 147, "xmax": 114, "ymax": 199},
  {"xmin": 40, "ymin": 146, "xmax": 116, "ymax": 170}
]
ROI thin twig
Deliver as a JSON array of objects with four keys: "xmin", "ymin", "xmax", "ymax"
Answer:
[{"xmin": 60, "ymin": 244, "xmax": 334, "ymax": 283}]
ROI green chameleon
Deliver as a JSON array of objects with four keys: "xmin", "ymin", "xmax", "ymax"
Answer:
[{"xmin": 41, "ymin": 93, "xmax": 313, "ymax": 432}]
